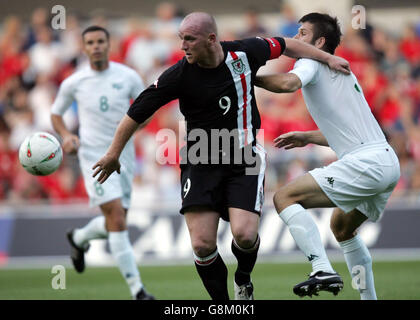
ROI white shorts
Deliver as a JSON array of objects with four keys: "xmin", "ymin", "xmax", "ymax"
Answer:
[
  {"xmin": 78, "ymin": 146, "xmax": 135, "ymax": 209},
  {"xmin": 309, "ymin": 143, "xmax": 400, "ymax": 222}
]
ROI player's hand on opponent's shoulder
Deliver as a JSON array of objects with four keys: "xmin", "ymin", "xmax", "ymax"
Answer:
[
  {"xmin": 62, "ymin": 134, "xmax": 80, "ymax": 154},
  {"xmin": 327, "ymin": 55, "xmax": 350, "ymax": 75},
  {"xmin": 92, "ymin": 153, "xmax": 121, "ymax": 184},
  {"xmin": 274, "ymin": 131, "xmax": 310, "ymax": 149}
]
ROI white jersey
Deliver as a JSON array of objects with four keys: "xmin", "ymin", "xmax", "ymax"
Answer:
[
  {"xmin": 289, "ymin": 58, "xmax": 386, "ymax": 159},
  {"xmin": 51, "ymin": 62, "xmax": 144, "ymax": 208},
  {"xmin": 51, "ymin": 61, "xmax": 144, "ymax": 151}
]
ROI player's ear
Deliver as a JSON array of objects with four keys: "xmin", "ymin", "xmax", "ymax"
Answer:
[
  {"xmin": 208, "ymin": 33, "xmax": 217, "ymax": 44},
  {"xmin": 314, "ymin": 37, "xmax": 326, "ymax": 50}
]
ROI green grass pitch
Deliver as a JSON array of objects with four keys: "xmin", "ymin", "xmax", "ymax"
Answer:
[{"xmin": 0, "ymin": 260, "xmax": 419, "ymax": 300}]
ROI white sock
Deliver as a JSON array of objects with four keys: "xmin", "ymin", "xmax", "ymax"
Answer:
[
  {"xmin": 339, "ymin": 234, "xmax": 377, "ymax": 300},
  {"xmin": 280, "ymin": 204, "xmax": 334, "ymax": 274},
  {"xmin": 108, "ymin": 231, "xmax": 143, "ymax": 297},
  {"xmin": 73, "ymin": 215, "xmax": 107, "ymax": 249}
]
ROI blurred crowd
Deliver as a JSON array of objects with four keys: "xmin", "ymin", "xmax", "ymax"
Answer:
[{"xmin": 1, "ymin": 3, "xmax": 420, "ymax": 206}]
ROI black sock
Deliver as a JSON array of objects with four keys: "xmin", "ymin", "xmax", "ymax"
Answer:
[
  {"xmin": 194, "ymin": 249, "xmax": 229, "ymax": 300},
  {"xmin": 231, "ymin": 235, "xmax": 260, "ymax": 286}
]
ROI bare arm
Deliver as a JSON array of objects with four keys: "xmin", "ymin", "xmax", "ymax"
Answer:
[
  {"xmin": 274, "ymin": 130, "xmax": 329, "ymax": 149},
  {"xmin": 51, "ymin": 114, "xmax": 80, "ymax": 154},
  {"xmin": 306, "ymin": 130, "xmax": 329, "ymax": 146},
  {"xmin": 92, "ymin": 115, "xmax": 140, "ymax": 184},
  {"xmin": 283, "ymin": 38, "xmax": 350, "ymax": 74},
  {"xmin": 255, "ymin": 73, "xmax": 302, "ymax": 93}
]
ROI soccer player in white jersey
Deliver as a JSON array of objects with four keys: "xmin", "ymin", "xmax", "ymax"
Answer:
[
  {"xmin": 256, "ymin": 13, "xmax": 400, "ymax": 299},
  {"xmin": 50, "ymin": 26, "xmax": 154, "ymax": 300}
]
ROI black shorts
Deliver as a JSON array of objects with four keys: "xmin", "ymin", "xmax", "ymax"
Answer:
[{"xmin": 179, "ymin": 145, "xmax": 266, "ymax": 221}]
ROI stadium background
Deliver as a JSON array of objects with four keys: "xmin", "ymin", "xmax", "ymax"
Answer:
[{"xmin": 0, "ymin": 0, "xmax": 419, "ymax": 299}]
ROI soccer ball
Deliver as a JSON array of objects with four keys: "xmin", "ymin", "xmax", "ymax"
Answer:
[{"xmin": 19, "ymin": 132, "xmax": 63, "ymax": 176}]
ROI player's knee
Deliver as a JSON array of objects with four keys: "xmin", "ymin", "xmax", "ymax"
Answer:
[
  {"xmin": 273, "ymin": 190, "xmax": 284, "ymax": 211},
  {"xmin": 331, "ymin": 223, "xmax": 355, "ymax": 242},
  {"xmin": 191, "ymin": 238, "xmax": 217, "ymax": 257},
  {"xmin": 105, "ymin": 210, "xmax": 127, "ymax": 231},
  {"xmin": 232, "ymin": 229, "xmax": 257, "ymax": 249},
  {"xmin": 273, "ymin": 189, "xmax": 294, "ymax": 212}
]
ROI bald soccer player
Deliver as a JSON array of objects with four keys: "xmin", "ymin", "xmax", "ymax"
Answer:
[{"xmin": 92, "ymin": 12, "xmax": 350, "ymax": 300}]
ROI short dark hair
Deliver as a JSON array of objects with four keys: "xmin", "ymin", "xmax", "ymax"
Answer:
[
  {"xmin": 299, "ymin": 13, "xmax": 342, "ymax": 54},
  {"xmin": 82, "ymin": 25, "xmax": 110, "ymax": 40}
]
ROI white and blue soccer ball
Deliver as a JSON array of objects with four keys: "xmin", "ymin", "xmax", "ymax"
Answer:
[{"xmin": 18, "ymin": 132, "xmax": 63, "ymax": 176}]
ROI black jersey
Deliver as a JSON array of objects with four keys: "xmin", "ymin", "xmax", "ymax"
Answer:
[{"xmin": 128, "ymin": 36, "xmax": 285, "ymax": 163}]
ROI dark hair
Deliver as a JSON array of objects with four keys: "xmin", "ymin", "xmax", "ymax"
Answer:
[
  {"xmin": 82, "ymin": 25, "xmax": 110, "ymax": 40},
  {"xmin": 299, "ymin": 13, "xmax": 342, "ymax": 54}
]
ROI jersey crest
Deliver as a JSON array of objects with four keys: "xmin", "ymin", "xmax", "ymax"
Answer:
[
  {"xmin": 112, "ymin": 83, "xmax": 123, "ymax": 90},
  {"xmin": 231, "ymin": 58, "xmax": 245, "ymax": 74}
]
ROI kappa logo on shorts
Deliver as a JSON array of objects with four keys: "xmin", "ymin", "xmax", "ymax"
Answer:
[
  {"xmin": 183, "ymin": 178, "xmax": 191, "ymax": 198},
  {"xmin": 325, "ymin": 177, "xmax": 335, "ymax": 187}
]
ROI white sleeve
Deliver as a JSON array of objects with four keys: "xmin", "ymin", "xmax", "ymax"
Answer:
[
  {"xmin": 51, "ymin": 78, "xmax": 75, "ymax": 115},
  {"xmin": 130, "ymin": 71, "xmax": 145, "ymax": 100},
  {"xmin": 288, "ymin": 58, "xmax": 319, "ymax": 87}
]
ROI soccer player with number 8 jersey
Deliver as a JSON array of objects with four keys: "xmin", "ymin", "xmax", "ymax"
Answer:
[{"xmin": 51, "ymin": 26, "xmax": 154, "ymax": 300}]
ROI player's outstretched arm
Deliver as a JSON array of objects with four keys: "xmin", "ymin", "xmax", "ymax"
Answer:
[
  {"xmin": 255, "ymin": 73, "xmax": 302, "ymax": 93},
  {"xmin": 274, "ymin": 130, "xmax": 329, "ymax": 149},
  {"xmin": 92, "ymin": 115, "xmax": 139, "ymax": 184},
  {"xmin": 51, "ymin": 114, "xmax": 80, "ymax": 154},
  {"xmin": 283, "ymin": 38, "xmax": 350, "ymax": 75}
]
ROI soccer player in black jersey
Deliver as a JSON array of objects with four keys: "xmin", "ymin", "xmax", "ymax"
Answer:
[{"xmin": 93, "ymin": 12, "xmax": 350, "ymax": 300}]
